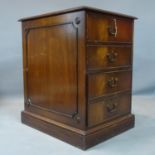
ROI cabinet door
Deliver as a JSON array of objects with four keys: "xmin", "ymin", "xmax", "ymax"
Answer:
[{"xmin": 22, "ymin": 11, "xmax": 86, "ymax": 128}]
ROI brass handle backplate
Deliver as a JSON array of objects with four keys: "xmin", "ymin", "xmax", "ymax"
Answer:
[
  {"xmin": 106, "ymin": 102, "xmax": 118, "ymax": 113},
  {"xmin": 108, "ymin": 77, "xmax": 118, "ymax": 88},
  {"xmin": 107, "ymin": 51, "xmax": 118, "ymax": 63}
]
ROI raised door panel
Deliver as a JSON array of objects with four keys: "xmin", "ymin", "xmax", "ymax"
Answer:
[{"xmin": 27, "ymin": 23, "xmax": 77, "ymax": 115}]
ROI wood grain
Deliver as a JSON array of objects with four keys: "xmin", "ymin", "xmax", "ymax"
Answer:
[
  {"xmin": 88, "ymin": 70, "xmax": 132, "ymax": 99},
  {"xmin": 88, "ymin": 92, "xmax": 131, "ymax": 127},
  {"xmin": 87, "ymin": 45, "xmax": 132, "ymax": 71},
  {"xmin": 87, "ymin": 12, "xmax": 133, "ymax": 43}
]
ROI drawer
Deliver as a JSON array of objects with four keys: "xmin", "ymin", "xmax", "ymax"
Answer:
[
  {"xmin": 87, "ymin": 46, "xmax": 132, "ymax": 70},
  {"xmin": 88, "ymin": 70, "xmax": 131, "ymax": 99},
  {"xmin": 88, "ymin": 93, "xmax": 131, "ymax": 127},
  {"xmin": 87, "ymin": 12, "xmax": 133, "ymax": 42}
]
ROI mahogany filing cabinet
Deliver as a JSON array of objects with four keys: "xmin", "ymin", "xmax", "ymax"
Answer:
[{"xmin": 20, "ymin": 6, "xmax": 137, "ymax": 150}]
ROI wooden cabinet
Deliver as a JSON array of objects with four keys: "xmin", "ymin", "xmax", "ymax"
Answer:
[{"xmin": 20, "ymin": 6, "xmax": 137, "ymax": 150}]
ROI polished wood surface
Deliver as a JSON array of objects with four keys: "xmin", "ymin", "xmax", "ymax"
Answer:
[
  {"xmin": 21, "ymin": 7, "xmax": 136, "ymax": 150},
  {"xmin": 87, "ymin": 46, "xmax": 132, "ymax": 71},
  {"xmin": 22, "ymin": 111, "xmax": 134, "ymax": 150},
  {"xmin": 27, "ymin": 23, "xmax": 78, "ymax": 115},
  {"xmin": 88, "ymin": 93, "xmax": 131, "ymax": 127},
  {"xmin": 22, "ymin": 11, "xmax": 87, "ymax": 128},
  {"xmin": 88, "ymin": 70, "xmax": 132, "ymax": 99},
  {"xmin": 19, "ymin": 6, "xmax": 137, "ymax": 22},
  {"xmin": 87, "ymin": 12, "xmax": 133, "ymax": 43}
]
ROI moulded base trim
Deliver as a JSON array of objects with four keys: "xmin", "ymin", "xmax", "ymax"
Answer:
[{"xmin": 21, "ymin": 111, "xmax": 135, "ymax": 150}]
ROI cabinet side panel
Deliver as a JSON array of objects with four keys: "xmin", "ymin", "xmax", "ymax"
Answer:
[{"xmin": 22, "ymin": 11, "xmax": 86, "ymax": 129}]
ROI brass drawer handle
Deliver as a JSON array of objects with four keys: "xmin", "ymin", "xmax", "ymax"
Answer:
[
  {"xmin": 106, "ymin": 102, "xmax": 118, "ymax": 113},
  {"xmin": 108, "ymin": 77, "xmax": 118, "ymax": 88},
  {"xmin": 107, "ymin": 51, "xmax": 118, "ymax": 63},
  {"xmin": 26, "ymin": 98, "xmax": 32, "ymax": 107},
  {"xmin": 108, "ymin": 19, "xmax": 118, "ymax": 37}
]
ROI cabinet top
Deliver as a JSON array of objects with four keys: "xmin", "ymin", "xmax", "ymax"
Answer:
[{"xmin": 19, "ymin": 6, "xmax": 137, "ymax": 22}]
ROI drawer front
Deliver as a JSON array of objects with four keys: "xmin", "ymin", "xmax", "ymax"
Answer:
[
  {"xmin": 88, "ymin": 93, "xmax": 131, "ymax": 127},
  {"xmin": 87, "ymin": 12, "xmax": 133, "ymax": 42},
  {"xmin": 87, "ymin": 46, "xmax": 132, "ymax": 70},
  {"xmin": 88, "ymin": 70, "xmax": 131, "ymax": 99}
]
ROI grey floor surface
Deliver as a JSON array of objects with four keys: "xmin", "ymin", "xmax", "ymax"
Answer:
[{"xmin": 0, "ymin": 95, "xmax": 155, "ymax": 155}]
